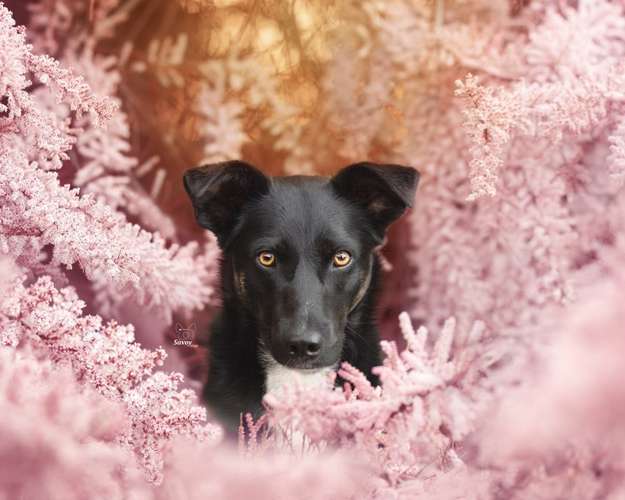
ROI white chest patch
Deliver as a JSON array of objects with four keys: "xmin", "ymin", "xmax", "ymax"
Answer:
[
  {"xmin": 264, "ymin": 363, "xmax": 334, "ymax": 395},
  {"xmin": 260, "ymin": 351, "xmax": 335, "ymax": 450}
]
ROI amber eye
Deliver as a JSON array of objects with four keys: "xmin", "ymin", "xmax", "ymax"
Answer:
[
  {"xmin": 257, "ymin": 251, "xmax": 276, "ymax": 267},
  {"xmin": 333, "ymin": 251, "xmax": 352, "ymax": 268}
]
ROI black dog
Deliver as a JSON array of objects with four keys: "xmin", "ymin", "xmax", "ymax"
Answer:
[{"xmin": 183, "ymin": 161, "xmax": 419, "ymax": 434}]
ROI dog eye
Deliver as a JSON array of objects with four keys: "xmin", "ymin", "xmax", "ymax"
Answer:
[
  {"xmin": 333, "ymin": 251, "xmax": 352, "ymax": 268},
  {"xmin": 257, "ymin": 251, "xmax": 276, "ymax": 267}
]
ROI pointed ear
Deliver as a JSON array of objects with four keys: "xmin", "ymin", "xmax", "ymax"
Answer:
[
  {"xmin": 331, "ymin": 162, "xmax": 419, "ymax": 241},
  {"xmin": 183, "ymin": 161, "xmax": 269, "ymax": 246}
]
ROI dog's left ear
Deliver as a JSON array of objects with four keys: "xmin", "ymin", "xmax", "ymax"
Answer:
[{"xmin": 331, "ymin": 162, "xmax": 420, "ymax": 241}]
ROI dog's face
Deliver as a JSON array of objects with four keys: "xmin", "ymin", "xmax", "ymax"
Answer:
[{"xmin": 183, "ymin": 162, "xmax": 419, "ymax": 370}]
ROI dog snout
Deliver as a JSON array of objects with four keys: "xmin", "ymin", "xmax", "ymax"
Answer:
[{"xmin": 287, "ymin": 331, "xmax": 322, "ymax": 359}]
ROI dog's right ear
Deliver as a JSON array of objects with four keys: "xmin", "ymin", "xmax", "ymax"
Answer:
[{"xmin": 183, "ymin": 161, "xmax": 269, "ymax": 246}]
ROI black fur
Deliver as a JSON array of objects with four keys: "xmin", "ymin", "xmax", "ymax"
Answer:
[{"xmin": 183, "ymin": 161, "xmax": 419, "ymax": 434}]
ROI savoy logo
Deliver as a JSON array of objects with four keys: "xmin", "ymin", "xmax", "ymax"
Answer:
[{"xmin": 173, "ymin": 322, "xmax": 197, "ymax": 346}]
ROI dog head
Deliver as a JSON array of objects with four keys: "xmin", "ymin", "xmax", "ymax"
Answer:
[{"xmin": 183, "ymin": 161, "xmax": 419, "ymax": 370}]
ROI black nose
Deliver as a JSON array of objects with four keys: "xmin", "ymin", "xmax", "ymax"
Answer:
[{"xmin": 287, "ymin": 332, "xmax": 321, "ymax": 358}]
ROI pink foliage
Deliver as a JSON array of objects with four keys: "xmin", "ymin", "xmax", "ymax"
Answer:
[
  {"xmin": 0, "ymin": 273, "xmax": 221, "ymax": 483},
  {"xmin": 68, "ymin": 50, "xmax": 177, "ymax": 240},
  {"xmin": 157, "ymin": 438, "xmax": 374, "ymax": 500},
  {"xmin": 1, "ymin": 153, "xmax": 216, "ymax": 319},
  {"xmin": 0, "ymin": 349, "xmax": 145, "ymax": 499},
  {"xmin": 609, "ymin": 119, "xmax": 625, "ymax": 184},
  {"xmin": 0, "ymin": 1, "xmax": 217, "ymax": 323},
  {"xmin": 481, "ymin": 273, "xmax": 625, "ymax": 463},
  {"xmin": 2, "ymin": 0, "xmax": 625, "ymax": 498},
  {"xmin": 456, "ymin": 66, "xmax": 625, "ymax": 200}
]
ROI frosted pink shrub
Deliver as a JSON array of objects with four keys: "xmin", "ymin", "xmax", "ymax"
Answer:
[
  {"xmin": 608, "ymin": 119, "xmax": 625, "ymax": 184},
  {"xmin": 0, "ymin": 151, "xmax": 215, "ymax": 322},
  {"xmin": 400, "ymin": 0, "xmax": 625, "ymax": 340},
  {"xmin": 68, "ymin": 50, "xmax": 176, "ymax": 240},
  {"xmin": 0, "ymin": 2, "xmax": 217, "ymax": 322},
  {"xmin": 0, "ymin": 2, "xmax": 114, "ymax": 167},
  {"xmin": 456, "ymin": 66, "xmax": 625, "ymax": 200},
  {"xmin": 3, "ymin": 0, "xmax": 625, "ymax": 498},
  {"xmin": 0, "ymin": 348, "xmax": 147, "ymax": 499},
  {"xmin": 27, "ymin": 0, "xmax": 178, "ymax": 240},
  {"xmin": 438, "ymin": 268, "xmax": 625, "ymax": 500},
  {"xmin": 31, "ymin": 1, "xmax": 180, "ymax": 241},
  {"xmin": 0, "ymin": 343, "xmax": 375, "ymax": 499},
  {"xmin": 481, "ymin": 274, "xmax": 625, "ymax": 463},
  {"xmin": 157, "ymin": 438, "xmax": 374, "ymax": 500},
  {"xmin": 0, "ymin": 274, "xmax": 221, "ymax": 483}
]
